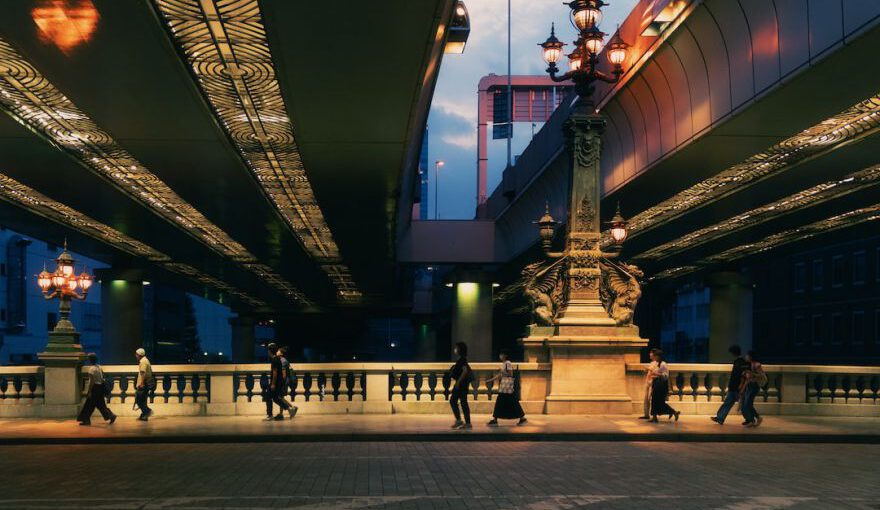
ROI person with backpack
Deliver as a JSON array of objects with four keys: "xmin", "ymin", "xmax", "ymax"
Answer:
[
  {"xmin": 486, "ymin": 350, "xmax": 527, "ymax": 426},
  {"xmin": 77, "ymin": 353, "xmax": 116, "ymax": 426},
  {"xmin": 264, "ymin": 343, "xmax": 295, "ymax": 421},
  {"xmin": 647, "ymin": 348, "xmax": 680, "ymax": 423},
  {"xmin": 710, "ymin": 345, "xmax": 750, "ymax": 425},
  {"xmin": 449, "ymin": 341, "xmax": 473, "ymax": 429},
  {"xmin": 134, "ymin": 348, "xmax": 154, "ymax": 421},
  {"xmin": 740, "ymin": 350, "xmax": 766, "ymax": 427}
]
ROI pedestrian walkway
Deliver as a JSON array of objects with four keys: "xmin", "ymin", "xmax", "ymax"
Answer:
[{"xmin": 1, "ymin": 414, "xmax": 878, "ymax": 444}]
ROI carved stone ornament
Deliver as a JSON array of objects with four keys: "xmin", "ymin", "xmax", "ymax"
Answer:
[
  {"xmin": 570, "ymin": 267, "xmax": 601, "ymax": 292},
  {"xmin": 599, "ymin": 261, "xmax": 644, "ymax": 326},
  {"xmin": 574, "ymin": 197, "xmax": 595, "ymax": 233}
]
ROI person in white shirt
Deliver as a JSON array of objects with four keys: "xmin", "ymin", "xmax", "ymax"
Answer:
[
  {"xmin": 647, "ymin": 348, "xmax": 680, "ymax": 423},
  {"xmin": 134, "ymin": 348, "xmax": 154, "ymax": 421},
  {"xmin": 77, "ymin": 353, "xmax": 116, "ymax": 426}
]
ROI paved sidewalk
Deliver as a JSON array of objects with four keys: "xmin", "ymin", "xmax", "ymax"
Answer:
[{"xmin": 1, "ymin": 413, "xmax": 879, "ymax": 444}]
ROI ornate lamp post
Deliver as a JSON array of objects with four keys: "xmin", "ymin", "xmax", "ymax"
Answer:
[{"xmin": 37, "ymin": 242, "xmax": 92, "ymax": 353}]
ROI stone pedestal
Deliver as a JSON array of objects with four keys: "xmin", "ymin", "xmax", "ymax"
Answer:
[
  {"xmin": 521, "ymin": 300, "xmax": 647, "ymax": 414},
  {"xmin": 38, "ymin": 348, "xmax": 84, "ymax": 418}
]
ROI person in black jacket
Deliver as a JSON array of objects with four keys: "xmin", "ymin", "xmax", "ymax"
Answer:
[
  {"xmin": 449, "ymin": 342, "xmax": 472, "ymax": 429},
  {"xmin": 710, "ymin": 345, "xmax": 750, "ymax": 425}
]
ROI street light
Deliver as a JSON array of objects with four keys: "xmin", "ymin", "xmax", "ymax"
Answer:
[
  {"xmin": 539, "ymin": 0, "xmax": 630, "ymax": 101},
  {"xmin": 608, "ymin": 202, "xmax": 629, "ymax": 245},
  {"xmin": 37, "ymin": 241, "xmax": 92, "ymax": 340},
  {"xmin": 434, "ymin": 160, "xmax": 445, "ymax": 220}
]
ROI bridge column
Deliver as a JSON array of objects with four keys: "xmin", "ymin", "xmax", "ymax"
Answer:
[
  {"xmin": 450, "ymin": 278, "xmax": 494, "ymax": 361},
  {"xmin": 230, "ymin": 313, "xmax": 256, "ymax": 363},
  {"xmin": 97, "ymin": 269, "xmax": 144, "ymax": 364},
  {"xmin": 708, "ymin": 272, "xmax": 753, "ymax": 363}
]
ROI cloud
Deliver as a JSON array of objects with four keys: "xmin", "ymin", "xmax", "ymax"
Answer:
[{"xmin": 441, "ymin": 132, "xmax": 478, "ymax": 150}]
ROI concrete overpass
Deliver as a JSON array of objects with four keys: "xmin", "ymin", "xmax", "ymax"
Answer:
[{"xmin": 0, "ymin": 0, "xmax": 467, "ymax": 315}]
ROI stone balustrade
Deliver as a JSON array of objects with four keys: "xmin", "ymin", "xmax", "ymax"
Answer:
[
  {"xmin": 0, "ymin": 366, "xmax": 44, "ymax": 417},
  {"xmin": 2, "ymin": 361, "xmax": 879, "ymax": 418},
  {"xmin": 626, "ymin": 364, "xmax": 880, "ymax": 417}
]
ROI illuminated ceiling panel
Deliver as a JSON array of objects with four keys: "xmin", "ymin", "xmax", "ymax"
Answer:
[
  {"xmin": 651, "ymin": 204, "xmax": 880, "ymax": 281},
  {"xmin": 637, "ymin": 164, "xmax": 880, "ymax": 261},
  {"xmin": 606, "ymin": 95, "xmax": 880, "ymax": 247},
  {"xmin": 153, "ymin": 0, "xmax": 361, "ymax": 303},
  {"xmin": 0, "ymin": 172, "xmax": 265, "ymax": 307},
  {"xmin": 0, "ymin": 37, "xmax": 307, "ymax": 305}
]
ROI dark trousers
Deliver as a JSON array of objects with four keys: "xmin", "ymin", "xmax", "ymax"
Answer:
[
  {"xmin": 265, "ymin": 388, "xmax": 291, "ymax": 416},
  {"xmin": 450, "ymin": 386, "xmax": 470, "ymax": 424},
  {"xmin": 135, "ymin": 387, "xmax": 152, "ymax": 417},
  {"xmin": 77, "ymin": 385, "xmax": 114, "ymax": 423},
  {"xmin": 741, "ymin": 382, "xmax": 761, "ymax": 423},
  {"xmin": 650, "ymin": 377, "xmax": 676, "ymax": 417},
  {"xmin": 714, "ymin": 389, "xmax": 741, "ymax": 424}
]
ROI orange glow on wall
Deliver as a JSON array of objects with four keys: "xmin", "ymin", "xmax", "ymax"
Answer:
[{"xmin": 31, "ymin": 0, "xmax": 99, "ymax": 54}]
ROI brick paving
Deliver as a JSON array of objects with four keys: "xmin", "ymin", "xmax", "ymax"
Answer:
[{"xmin": 0, "ymin": 442, "xmax": 877, "ymax": 509}]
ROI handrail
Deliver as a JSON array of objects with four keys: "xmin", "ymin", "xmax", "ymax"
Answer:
[
  {"xmin": 627, "ymin": 363, "xmax": 880, "ymax": 374},
  {"xmin": 0, "ymin": 366, "xmax": 43, "ymax": 375},
  {"xmin": 89, "ymin": 362, "xmax": 552, "ymax": 374}
]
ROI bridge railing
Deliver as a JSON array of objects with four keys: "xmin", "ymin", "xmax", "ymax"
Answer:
[
  {"xmin": 0, "ymin": 366, "xmax": 44, "ymax": 417},
  {"xmin": 626, "ymin": 364, "xmax": 880, "ymax": 417}
]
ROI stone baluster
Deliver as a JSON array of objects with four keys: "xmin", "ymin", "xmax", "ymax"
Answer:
[
  {"xmin": 196, "ymin": 374, "xmax": 209, "ymax": 403},
  {"xmin": 428, "ymin": 373, "xmax": 441, "ymax": 400},
  {"xmin": 0, "ymin": 376, "xmax": 7, "ymax": 402},
  {"xmin": 293, "ymin": 373, "xmax": 307, "ymax": 402},
  {"xmin": 708, "ymin": 373, "xmax": 723, "ymax": 401},
  {"xmin": 33, "ymin": 374, "xmax": 45, "ymax": 402},
  {"xmin": 125, "ymin": 374, "xmax": 138, "ymax": 404},
  {"xmin": 697, "ymin": 373, "xmax": 710, "ymax": 401},
  {"xmin": 473, "ymin": 372, "xmax": 488, "ymax": 401},
  {"xmin": 323, "ymin": 372, "xmax": 336, "ymax": 401},
  {"xmin": 337, "ymin": 372, "xmax": 351, "ymax": 401},
  {"xmin": 846, "ymin": 375, "xmax": 861, "ymax": 403},
  {"xmin": 818, "ymin": 375, "xmax": 833, "ymax": 403},
  {"xmin": 870, "ymin": 376, "xmax": 880, "ymax": 403},
  {"xmin": 178, "ymin": 375, "xmax": 193, "ymax": 403},
  {"xmin": 416, "ymin": 372, "xmax": 430, "ymax": 401},
  {"xmin": 350, "ymin": 373, "xmax": 364, "ymax": 401},
  {"xmin": 806, "ymin": 374, "xmax": 819, "ymax": 403},
  {"xmin": 668, "ymin": 372, "xmax": 682, "ymax": 402},
  {"xmin": 390, "ymin": 372, "xmax": 404, "ymax": 401},
  {"xmin": 765, "ymin": 373, "xmax": 780, "ymax": 402}
]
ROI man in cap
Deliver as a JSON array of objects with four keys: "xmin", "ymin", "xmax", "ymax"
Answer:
[{"xmin": 135, "ymin": 347, "xmax": 154, "ymax": 421}]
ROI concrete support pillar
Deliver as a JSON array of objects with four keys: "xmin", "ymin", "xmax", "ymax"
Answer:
[
  {"xmin": 98, "ymin": 269, "xmax": 144, "ymax": 364},
  {"xmin": 708, "ymin": 272, "xmax": 753, "ymax": 363},
  {"xmin": 230, "ymin": 314, "xmax": 256, "ymax": 363},
  {"xmin": 450, "ymin": 282, "xmax": 494, "ymax": 361}
]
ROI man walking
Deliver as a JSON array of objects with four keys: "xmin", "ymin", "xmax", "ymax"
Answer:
[
  {"xmin": 711, "ymin": 345, "xmax": 749, "ymax": 425},
  {"xmin": 77, "ymin": 353, "xmax": 116, "ymax": 426},
  {"xmin": 134, "ymin": 348, "xmax": 154, "ymax": 421},
  {"xmin": 264, "ymin": 343, "xmax": 295, "ymax": 421}
]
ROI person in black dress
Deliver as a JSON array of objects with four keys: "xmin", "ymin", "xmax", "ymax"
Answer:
[
  {"xmin": 487, "ymin": 350, "xmax": 527, "ymax": 426},
  {"xmin": 648, "ymin": 348, "xmax": 680, "ymax": 423},
  {"xmin": 449, "ymin": 342, "xmax": 472, "ymax": 429}
]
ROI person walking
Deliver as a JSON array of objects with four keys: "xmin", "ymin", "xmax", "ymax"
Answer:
[
  {"xmin": 449, "ymin": 341, "xmax": 473, "ymax": 429},
  {"xmin": 740, "ymin": 350, "xmax": 766, "ymax": 427},
  {"xmin": 264, "ymin": 343, "xmax": 295, "ymax": 421},
  {"xmin": 639, "ymin": 352, "xmax": 657, "ymax": 420},
  {"xmin": 134, "ymin": 348, "xmax": 154, "ymax": 421},
  {"xmin": 278, "ymin": 346, "xmax": 299, "ymax": 417},
  {"xmin": 710, "ymin": 345, "xmax": 750, "ymax": 425},
  {"xmin": 486, "ymin": 350, "xmax": 527, "ymax": 426},
  {"xmin": 77, "ymin": 353, "xmax": 116, "ymax": 426},
  {"xmin": 647, "ymin": 348, "xmax": 680, "ymax": 423}
]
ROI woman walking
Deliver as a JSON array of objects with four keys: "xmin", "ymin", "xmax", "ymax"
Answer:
[
  {"xmin": 449, "ymin": 342, "xmax": 473, "ymax": 429},
  {"xmin": 77, "ymin": 353, "xmax": 116, "ymax": 426},
  {"xmin": 648, "ymin": 348, "xmax": 680, "ymax": 423},
  {"xmin": 487, "ymin": 350, "xmax": 527, "ymax": 426},
  {"xmin": 740, "ymin": 350, "xmax": 766, "ymax": 427}
]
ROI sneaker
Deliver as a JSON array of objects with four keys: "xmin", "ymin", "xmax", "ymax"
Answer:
[
  {"xmin": 517, "ymin": 417, "xmax": 528, "ymax": 426},
  {"xmin": 673, "ymin": 411, "xmax": 681, "ymax": 422},
  {"xmin": 710, "ymin": 416, "xmax": 722, "ymax": 425},
  {"xmin": 744, "ymin": 421, "xmax": 756, "ymax": 428},
  {"xmin": 272, "ymin": 414, "xmax": 285, "ymax": 421},
  {"xmin": 79, "ymin": 421, "xmax": 91, "ymax": 426},
  {"xmin": 138, "ymin": 415, "xmax": 149, "ymax": 421},
  {"xmin": 487, "ymin": 419, "xmax": 498, "ymax": 426},
  {"xmin": 289, "ymin": 406, "xmax": 299, "ymax": 419},
  {"xmin": 108, "ymin": 415, "xmax": 117, "ymax": 425},
  {"xmin": 460, "ymin": 423, "xmax": 472, "ymax": 429},
  {"xmin": 451, "ymin": 420, "xmax": 464, "ymax": 429},
  {"xmin": 264, "ymin": 415, "xmax": 275, "ymax": 421}
]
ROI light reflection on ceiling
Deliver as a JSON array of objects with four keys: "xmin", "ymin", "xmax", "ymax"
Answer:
[
  {"xmin": 31, "ymin": 0, "xmax": 99, "ymax": 54},
  {"xmin": 153, "ymin": 0, "xmax": 362, "ymax": 303},
  {"xmin": 0, "ymin": 172, "xmax": 265, "ymax": 308},
  {"xmin": 637, "ymin": 164, "xmax": 880, "ymax": 261},
  {"xmin": 604, "ymin": 95, "xmax": 880, "ymax": 248},
  {"xmin": 0, "ymin": 36, "xmax": 307, "ymax": 305}
]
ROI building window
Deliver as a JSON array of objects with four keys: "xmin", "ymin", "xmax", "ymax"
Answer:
[
  {"xmin": 793, "ymin": 315, "xmax": 806, "ymax": 346},
  {"xmin": 793, "ymin": 262, "xmax": 806, "ymax": 292},
  {"xmin": 831, "ymin": 313, "xmax": 843, "ymax": 345},
  {"xmin": 831, "ymin": 255, "xmax": 845, "ymax": 288},
  {"xmin": 812, "ymin": 259, "xmax": 824, "ymax": 290},
  {"xmin": 811, "ymin": 314, "xmax": 823, "ymax": 345},
  {"xmin": 853, "ymin": 251, "xmax": 866, "ymax": 285},
  {"xmin": 852, "ymin": 311, "xmax": 865, "ymax": 346}
]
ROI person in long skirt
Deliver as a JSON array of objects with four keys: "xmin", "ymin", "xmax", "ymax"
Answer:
[
  {"xmin": 77, "ymin": 353, "xmax": 116, "ymax": 426},
  {"xmin": 740, "ymin": 350, "xmax": 765, "ymax": 427},
  {"xmin": 486, "ymin": 350, "xmax": 527, "ymax": 426},
  {"xmin": 648, "ymin": 348, "xmax": 680, "ymax": 423}
]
